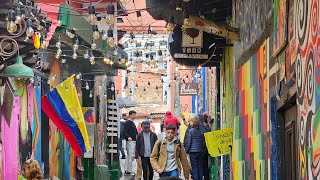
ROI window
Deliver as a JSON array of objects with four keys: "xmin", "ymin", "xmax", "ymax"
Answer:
[{"xmin": 160, "ymin": 40, "xmax": 167, "ymax": 46}]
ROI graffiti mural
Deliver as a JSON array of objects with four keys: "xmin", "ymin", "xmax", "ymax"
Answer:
[
  {"xmin": 32, "ymin": 86, "xmax": 43, "ymax": 170},
  {"xmin": 1, "ymin": 85, "xmax": 20, "ymax": 180},
  {"xmin": 234, "ymin": 0, "xmax": 273, "ymax": 60},
  {"xmin": 292, "ymin": 0, "xmax": 320, "ymax": 179},
  {"xmin": 95, "ymin": 76, "xmax": 107, "ymax": 165},
  {"xmin": 232, "ymin": 41, "xmax": 270, "ymax": 179},
  {"xmin": 272, "ymin": 0, "xmax": 288, "ymax": 56},
  {"xmin": 19, "ymin": 85, "xmax": 32, "ymax": 171}
]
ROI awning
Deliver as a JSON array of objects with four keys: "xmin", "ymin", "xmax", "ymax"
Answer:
[{"xmin": 116, "ymin": 97, "xmax": 136, "ymax": 108}]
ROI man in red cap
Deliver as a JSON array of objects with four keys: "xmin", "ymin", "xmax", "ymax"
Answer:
[{"xmin": 164, "ymin": 111, "xmax": 181, "ymax": 130}]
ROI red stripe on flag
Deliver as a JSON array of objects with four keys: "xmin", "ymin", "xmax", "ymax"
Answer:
[{"xmin": 41, "ymin": 95, "xmax": 83, "ymax": 156}]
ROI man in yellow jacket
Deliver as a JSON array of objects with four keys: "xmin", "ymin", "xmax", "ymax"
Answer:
[{"xmin": 150, "ymin": 124, "xmax": 191, "ymax": 179}]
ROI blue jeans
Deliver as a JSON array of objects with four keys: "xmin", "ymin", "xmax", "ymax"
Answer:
[
  {"xmin": 160, "ymin": 169, "xmax": 179, "ymax": 178},
  {"xmin": 190, "ymin": 152, "xmax": 203, "ymax": 180}
]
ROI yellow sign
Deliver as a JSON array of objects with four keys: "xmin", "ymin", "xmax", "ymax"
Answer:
[
  {"xmin": 179, "ymin": 112, "xmax": 190, "ymax": 141},
  {"xmin": 204, "ymin": 128, "xmax": 233, "ymax": 157}
]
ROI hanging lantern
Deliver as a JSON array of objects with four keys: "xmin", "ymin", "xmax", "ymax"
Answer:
[
  {"xmin": 92, "ymin": 25, "xmax": 100, "ymax": 40},
  {"xmin": 15, "ymin": 7, "xmax": 22, "ymax": 24},
  {"xmin": 7, "ymin": 9, "xmax": 17, "ymax": 33},
  {"xmin": 167, "ymin": 15, "xmax": 175, "ymax": 32},
  {"xmin": 26, "ymin": 19, "xmax": 35, "ymax": 37},
  {"xmin": 73, "ymin": 37, "xmax": 79, "ymax": 51},
  {"xmin": 136, "ymin": 11, "xmax": 142, "ymax": 23},
  {"xmin": 88, "ymin": 3, "xmax": 97, "ymax": 24},
  {"xmin": 106, "ymin": 3, "xmax": 115, "ymax": 25}
]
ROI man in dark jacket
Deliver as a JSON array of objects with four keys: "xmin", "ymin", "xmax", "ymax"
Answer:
[
  {"xmin": 123, "ymin": 110, "xmax": 138, "ymax": 176},
  {"xmin": 135, "ymin": 121, "xmax": 158, "ymax": 180}
]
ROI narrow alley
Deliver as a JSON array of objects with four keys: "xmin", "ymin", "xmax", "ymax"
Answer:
[{"xmin": 0, "ymin": 0, "xmax": 318, "ymax": 180}]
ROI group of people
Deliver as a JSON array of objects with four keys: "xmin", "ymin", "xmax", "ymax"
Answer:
[{"xmin": 120, "ymin": 110, "xmax": 213, "ymax": 180}]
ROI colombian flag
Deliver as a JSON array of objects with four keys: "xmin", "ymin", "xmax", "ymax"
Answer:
[
  {"xmin": 82, "ymin": 107, "xmax": 95, "ymax": 124},
  {"xmin": 41, "ymin": 75, "xmax": 90, "ymax": 156}
]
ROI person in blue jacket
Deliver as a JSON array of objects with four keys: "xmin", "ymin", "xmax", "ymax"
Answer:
[{"xmin": 183, "ymin": 114, "xmax": 205, "ymax": 180}]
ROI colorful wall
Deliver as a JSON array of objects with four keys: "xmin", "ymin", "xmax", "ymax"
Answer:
[
  {"xmin": 232, "ymin": 41, "xmax": 270, "ymax": 179},
  {"xmin": 291, "ymin": 0, "xmax": 320, "ymax": 179},
  {"xmin": 0, "ymin": 81, "xmax": 43, "ymax": 180},
  {"xmin": 232, "ymin": 0, "xmax": 320, "ymax": 178}
]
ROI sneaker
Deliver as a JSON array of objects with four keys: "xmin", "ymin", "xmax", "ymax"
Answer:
[{"xmin": 124, "ymin": 171, "xmax": 135, "ymax": 176}]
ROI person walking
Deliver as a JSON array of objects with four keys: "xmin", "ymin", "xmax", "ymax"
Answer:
[
  {"xmin": 123, "ymin": 110, "xmax": 138, "ymax": 176},
  {"xmin": 199, "ymin": 115, "xmax": 211, "ymax": 180},
  {"xmin": 135, "ymin": 121, "xmax": 158, "ymax": 180},
  {"xmin": 164, "ymin": 111, "xmax": 180, "ymax": 130},
  {"xmin": 150, "ymin": 124, "xmax": 190, "ymax": 179},
  {"xmin": 184, "ymin": 114, "xmax": 205, "ymax": 180},
  {"xmin": 120, "ymin": 113, "xmax": 127, "ymax": 159}
]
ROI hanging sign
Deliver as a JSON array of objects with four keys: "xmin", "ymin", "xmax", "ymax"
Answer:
[
  {"xmin": 168, "ymin": 26, "xmax": 216, "ymax": 67},
  {"xmin": 204, "ymin": 128, "xmax": 233, "ymax": 157},
  {"xmin": 179, "ymin": 83, "xmax": 199, "ymax": 96}
]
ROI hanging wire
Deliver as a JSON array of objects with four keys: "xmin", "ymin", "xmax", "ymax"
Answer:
[
  {"xmin": 0, "ymin": 19, "xmax": 27, "ymax": 58},
  {"xmin": 16, "ymin": 1, "xmax": 168, "ymax": 18}
]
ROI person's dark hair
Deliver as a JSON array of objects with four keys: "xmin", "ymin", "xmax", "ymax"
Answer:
[
  {"xmin": 129, "ymin": 110, "xmax": 136, "ymax": 116},
  {"xmin": 203, "ymin": 114, "xmax": 209, "ymax": 124},
  {"xmin": 165, "ymin": 124, "xmax": 176, "ymax": 131},
  {"xmin": 122, "ymin": 113, "xmax": 127, "ymax": 118},
  {"xmin": 198, "ymin": 114, "xmax": 204, "ymax": 122}
]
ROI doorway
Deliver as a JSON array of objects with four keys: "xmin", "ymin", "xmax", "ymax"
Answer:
[{"xmin": 283, "ymin": 105, "xmax": 297, "ymax": 180}]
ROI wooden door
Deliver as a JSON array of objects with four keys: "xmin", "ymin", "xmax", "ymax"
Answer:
[{"xmin": 284, "ymin": 105, "xmax": 297, "ymax": 180}]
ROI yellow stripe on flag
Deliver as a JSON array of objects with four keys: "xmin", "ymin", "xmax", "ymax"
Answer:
[{"xmin": 56, "ymin": 75, "xmax": 90, "ymax": 151}]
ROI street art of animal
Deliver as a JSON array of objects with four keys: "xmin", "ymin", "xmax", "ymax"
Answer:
[
  {"xmin": 292, "ymin": 0, "xmax": 320, "ymax": 179},
  {"xmin": 232, "ymin": 42, "xmax": 270, "ymax": 179}
]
